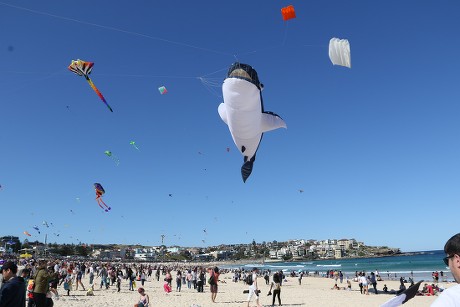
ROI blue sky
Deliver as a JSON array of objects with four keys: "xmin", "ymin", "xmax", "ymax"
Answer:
[{"xmin": 0, "ymin": 1, "xmax": 459, "ymax": 252}]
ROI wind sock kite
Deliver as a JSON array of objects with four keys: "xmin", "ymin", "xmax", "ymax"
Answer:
[
  {"xmin": 218, "ymin": 62, "xmax": 287, "ymax": 182},
  {"xmin": 94, "ymin": 183, "xmax": 111, "ymax": 212},
  {"xmin": 68, "ymin": 59, "xmax": 113, "ymax": 112}
]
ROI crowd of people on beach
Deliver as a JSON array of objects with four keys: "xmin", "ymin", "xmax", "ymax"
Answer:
[
  {"xmin": 0, "ymin": 257, "xmax": 449, "ymax": 307},
  {"xmin": 0, "ymin": 255, "xmax": 300, "ymax": 307},
  {"xmin": 0, "ymin": 257, "xmax": 276, "ymax": 307},
  {"xmin": 1, "ymin": 232, "xmax": 460, "ymax": 307},
  {"xmin": 0, "ymin": 257, "xmax": 448, "ymax": 307}
]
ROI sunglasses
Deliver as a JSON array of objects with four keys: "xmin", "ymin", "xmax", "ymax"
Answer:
[{"xmin": 443, "ymin": 255, "xmax": 455, "ymax": 266}]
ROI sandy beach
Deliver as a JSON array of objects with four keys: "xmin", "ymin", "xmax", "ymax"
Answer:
[{"xmin": 50, "ymin": 271, "xmax": 444, "ymax": 307}]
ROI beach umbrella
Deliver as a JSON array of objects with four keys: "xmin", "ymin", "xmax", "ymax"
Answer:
[{"xmin": 380, "ymin": 280, "xmax": 423, "ymax": 307}]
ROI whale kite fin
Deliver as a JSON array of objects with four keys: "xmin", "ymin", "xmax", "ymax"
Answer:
[
  {"xmin": 260, "ymin": 112, "xmax": 287, "ymax": 133},
  {"xmin": 241, "ymin": 156, "xmax": 256, "ymax": 182},
  {"xmin": 218, "ymin": 103, "xmax": 228, "ymax": 125}
]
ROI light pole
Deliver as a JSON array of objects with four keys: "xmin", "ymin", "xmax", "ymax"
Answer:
[{"xmin": 161, "ymin": 234, "xmax": 165, "ymax": 262}]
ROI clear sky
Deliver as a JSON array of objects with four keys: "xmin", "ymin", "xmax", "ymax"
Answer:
[{"xmin": 0, "ymin": 1, "xmax": 459, "ymax": 252}]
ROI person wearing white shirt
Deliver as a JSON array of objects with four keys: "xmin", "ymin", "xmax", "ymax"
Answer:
[
  {"xmin": 359, "ymin": 274, "xmax": 369, "ymax": 295},
  {"xmin": 247, "ymin": 268, "xmax": 261, "ymax": 307},
  {"xmin": 432, "ymin": 233, "xmax": 460, "ymax": 307}
]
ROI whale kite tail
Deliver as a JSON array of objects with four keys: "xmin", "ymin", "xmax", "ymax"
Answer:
[{"xmin": 241, "ymin": 156, "xmax": 256, "ymax": 182}]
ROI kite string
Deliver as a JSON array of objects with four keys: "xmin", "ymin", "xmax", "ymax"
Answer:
[
  {"xmin": 0, "ymin": 70, "xmax": 62, "ymax": 94},
  {"xmin": 0, "ymin": 2, "xmax": 316, "ymax": 62},
  {"xmin": 281, "ymin": 21, "xmax": 289, "ymax": 46},
  {"xmin": 0, "ymin": 1, "xmax": 234, "ymax": 57}
]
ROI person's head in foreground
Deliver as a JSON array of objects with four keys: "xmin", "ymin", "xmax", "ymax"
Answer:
[
  {"xmin": 1, "ymin": 261, "xmax": 18, "ymax": 281},
  {"xmin": 443, "ymin": 232, "xmax": 460, "ymax": 283},
  {"xmin": 429, "ymin": 233, "xmax": 460, "ymax": 307}
]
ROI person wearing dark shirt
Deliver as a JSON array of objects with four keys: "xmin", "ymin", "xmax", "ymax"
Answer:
[{"xmin": 0, "ymin": 261, "xmax": 26, "ymax": 307}]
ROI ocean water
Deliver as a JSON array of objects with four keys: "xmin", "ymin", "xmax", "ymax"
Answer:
[{"xmin": 224, "ymin": 250, "xmax": 452, "ymax": 282}]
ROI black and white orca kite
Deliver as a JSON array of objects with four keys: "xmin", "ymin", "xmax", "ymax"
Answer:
[{"xmin": 218, "ymin": 62, "xmax": 287, "ymax": 182}]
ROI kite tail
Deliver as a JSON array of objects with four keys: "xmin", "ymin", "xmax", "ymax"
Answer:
[
  {"xmin": 96, "ymin": 196, "xmax": 111, "ymax": 212},
  {"xmin": 85, "ymin": 77, "xmax": 114, "ymax": 112}
]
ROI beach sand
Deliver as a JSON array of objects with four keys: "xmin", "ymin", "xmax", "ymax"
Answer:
[{"xmin": 50, "ymin": 272, "xmax": 443, "ymax": 307}]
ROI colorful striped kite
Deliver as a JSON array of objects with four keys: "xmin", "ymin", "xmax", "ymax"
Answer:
[
  {"xmin": 94, "ymin": 183, "xmax": 111, "ymax": 212},
  {"xmin": 68, "ymin": 59, "xmax": 113, "ymax": 112}
]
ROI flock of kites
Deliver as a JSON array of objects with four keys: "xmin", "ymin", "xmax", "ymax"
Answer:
[{"xmin": 8, "ymin": 4, "xmax": 352, "ymax": 241}]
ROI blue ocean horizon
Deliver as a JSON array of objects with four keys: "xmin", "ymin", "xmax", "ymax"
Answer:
[{"xmin": 224, "ymin": 250, "xmax": 451, "ymax": 283}]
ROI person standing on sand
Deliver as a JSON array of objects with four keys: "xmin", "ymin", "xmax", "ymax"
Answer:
[
  {"xmin": 117, "ymin": 273, "xmax": 122, "ymax": 292},
  {"xmin": 431, "ymin": 233, "xmax": 460, "ymax": 306},
  {"xmin": 156, "ymin": 268, "xmax": 160, "ymax": 281},
  {"xmin": 268, "ymin": 271, "xmax": 282, "ymax": 306},
  {"xmin": 140, "ymin": 270, "xmax": 146, "ymax": 287},
  {"xmin": 75, "ymin": 268, "xmax": 85, "ymax": 291},
  {"xmin": 370, "ymin": 272, "xmax": 378, "ymax": 294},
  {"xmin": 128, "ymin": 268, "xmax": 135, "ymax": 291},
  {"xmin": 176, "ymin": 270, "xmax": 182, "ymax": 292},
  {"xmin": 209, "ymin": 267, "xmax": 220, "ymax": 303},
  {"xmin": 358, "ymin": 272, "xmax": 363, "ymax": 294},
  {"xmin": 165, "ymin": 270, "xmax": 172, "ymax": 287},
  {"xmin": 197, "ymin": 269, "xmax": 205, "ymax": 293},
  {"xmin": 186, "ymin": 270, "xmax": 192, "ymax": 289},
  {"xmin": 99, "ymin": 265, "xmax": 109, "ymax": 289},
  {"xmin": 264, "ymin": 271, "xmax": 270, "ymax": 285},
  {"xmin": 33, "ymin": 260, "xmax": 58, "ymax": 307},
  {"xmin": 247, "ymin": 267, "xmax": 262, "ymax": 307},
  {"xmin": 192, "ymin": 268, "xmax": 197, "ymax": 289},
  {"xmin": 358, "ymin": 273, "xmax": 368, "ymax": 295}
]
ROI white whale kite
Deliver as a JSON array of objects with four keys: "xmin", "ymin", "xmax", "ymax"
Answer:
[{"xmin": 218, "ymin": 62, "xmax": 287, "ymax": 182}]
